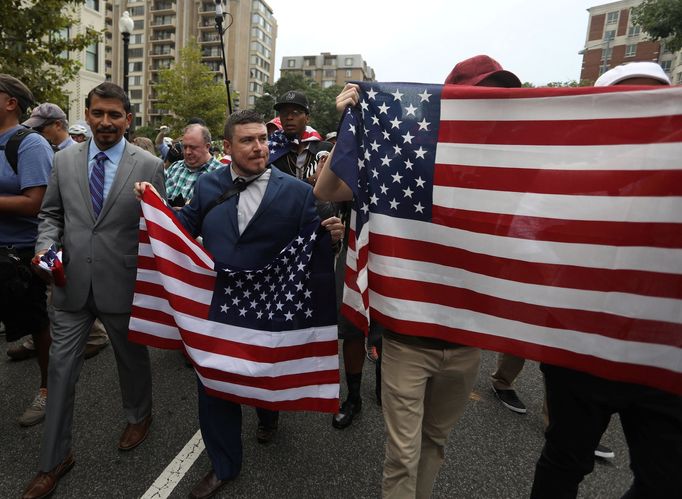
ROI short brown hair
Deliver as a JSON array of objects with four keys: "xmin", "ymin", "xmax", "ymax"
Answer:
[{"xmin": 223, "ymin": 109, "xmax": 264, "ymax": 140}]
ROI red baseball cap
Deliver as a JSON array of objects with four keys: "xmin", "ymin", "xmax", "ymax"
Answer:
[{"xmin": 445, "ymin": 55, "xmax": 521, "ymax": 88}]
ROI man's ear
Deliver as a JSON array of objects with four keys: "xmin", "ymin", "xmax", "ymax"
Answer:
[{"xmin": 223, "ymin": 138, "xmax": 232, "ymax": 155}]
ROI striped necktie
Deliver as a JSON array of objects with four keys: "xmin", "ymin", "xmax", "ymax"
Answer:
[{"xmin": 90, "ymin": 151, "xmax": 107, "ymax": 217}]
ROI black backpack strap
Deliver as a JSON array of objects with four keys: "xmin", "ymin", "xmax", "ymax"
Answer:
[{"xmin": 0, "ymin": 127, "xmax": 38, "ymax": 174}]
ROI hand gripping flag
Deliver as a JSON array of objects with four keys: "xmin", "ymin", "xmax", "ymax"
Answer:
[
  {"xmin": 330, "ymin": 81, "xmax": 682, "ymax": 395},
  {"xmin": 129, "ymin": 190, "xmax": 339, "ymax": 412}
]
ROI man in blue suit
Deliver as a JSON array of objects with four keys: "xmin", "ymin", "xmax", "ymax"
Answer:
[{"xmin": 136, "ymin": 109, "xmax": 343, "ymax": 499}]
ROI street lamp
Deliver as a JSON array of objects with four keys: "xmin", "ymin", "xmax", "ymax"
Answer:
[{"xmin": 119, "ymin": 11, "xmax": 134, "ymax": 96}]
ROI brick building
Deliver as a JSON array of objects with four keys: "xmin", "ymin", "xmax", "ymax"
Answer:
[
  {"xmin": 280, "ymin": 53, "xmax": 376, "ymax": 87},
  {"xmin": 580, "ymin": 0, "xmax": 681, "ymax": 84}
]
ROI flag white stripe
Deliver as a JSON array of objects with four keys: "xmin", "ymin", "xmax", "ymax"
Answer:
[
  {"xmin": 133, "ymin": 293, "xmax": 175, "ymax": 317},
  {"xmin": 435, "ymin": 142, "xmax": 682, "ymax": 171},
  {"xmin": 197, "ymin": 372, "xmax": 339, "ymax": 402},
  {"xmin": 189, "ymin": 347, "xmax": 339, "ymax": 379},
  {"xmin": 371, "ymin": 213, "xmax": 682, "ymax": 275},
  {"xmin": 141, "ymin": 203, "xmax": 213, "ymax": 268},
  {"xmin": 370, "ymin": 291, "xmax": 682, "ymax": 373},
  {"xmin": 129, "ymin": 316, "xmax": 181, "ymax": 341},
  {"xmin": 440, "ymin": 87, "xmax": 682, "ymax": 121},
  {"xmin": 369, "ymin": 253, "xmax": 682, "ymax": 324},
  {"xmin": 136, "ymin": 268, "xmax": 213, "ymax": 304},
  {"xmin": 434, "ymin": 186, "xmax": 682, "ymax": 223},
  {"xmin": 138, "ymin": 243, "xmax": 217, "ymax": 277}
]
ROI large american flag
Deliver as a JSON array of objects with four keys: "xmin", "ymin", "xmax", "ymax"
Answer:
[
  {"xmin": 331, "ymin": 81, "xmax": 682, "ymax": 395},
  {"xmin": 128, "ymin": 190, "xmax": 339, "ymax": 412}
]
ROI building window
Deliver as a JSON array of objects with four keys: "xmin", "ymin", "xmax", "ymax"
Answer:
[
  {"xmin": 322, "ymin": 80, "xmax": 334, "ymax": 88},
  {"xmin": 129, "ymin": 61, "xmax": 143, "ymax": 72},
  {"xmin": 323, "ymin": 57, "xmax": 336, "ymax": 66},
  {"xmin": 324, "ymin": 69, "xmax": 335, "ymax": 78},
  {"xmin": 661, "ymin": 60, "xmax": 672, "ymax": 72},
  {"xmin": 130, "ymin": 89, "xmax": 143, "ymax": 100},
  {"xmin": 129, "ymin": 48, "xmax": 144, "ymax": 58},
  {"xmin": 304, "ymin": 70, "xmax": 313, "ymax": 78},
  {"xmin": 625, "ymin": 44, "xmax": 637, "ymax": 57},
  {"xmin": 129, "ymin": 6, "xmax": 144, "ymax": 16},
  {"xmin": 131, "ymin": 34, "xmax": 143, "ymax": 44},
  {"xmin": 628, "ymin": 25, "xmax": 641, "ymax": 37},
  {"xmin": 287, "ymin": 59, "xmax": 296, "ymax": 68},
  {"xmin": 345, "ymin": 69, "xmax": 352, "ymax": 77},
  {"xmin": 304, "ymin": 58, "xmax": 315, "ymax": 67},
  {"xmin": 344, "ymin": 57, "xmax": 354, "ymax": 66},
  {"xmin": 134, "ymin": 20, "xmax": 144, "ymax": 30},
  {"xmin": 85, "ymin": 43, "xmax": 98, "ymax": 72},
  {"xmin": 601, "ymin": 47, "xmax": 612, "ymax": 61},
  {"xmin": 606, "ymin": 11, "xmax": 619, "ymax": 24},
  {"xmin": 248, "ymin": 95, "xmax": 256, "ymax": 105},
  {"xmin": 85, "ymin": 0, "xmax": 99, "ymax": 11},
  {"xmin": 603, "ymin": 30, "xmax": 615, "ymax": 41},
  {"xmin": 129, "ymin": 75, "xmax": 142, "ymax": 86}
]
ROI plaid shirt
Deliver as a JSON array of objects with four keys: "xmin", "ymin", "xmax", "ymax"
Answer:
[{"xmin": 165, "ymin": 157, "xmax": 223, "ymax": 203}]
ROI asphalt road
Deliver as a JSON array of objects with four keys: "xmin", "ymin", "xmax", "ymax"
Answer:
[{"xmin": 1, "ymin": 338, "xmax": 634, "ymax": 498}]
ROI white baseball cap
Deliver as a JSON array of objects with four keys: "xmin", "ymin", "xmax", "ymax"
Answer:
[{"xmin": 595, "ymin": 62, "xmax": 671, "ymax": 87}]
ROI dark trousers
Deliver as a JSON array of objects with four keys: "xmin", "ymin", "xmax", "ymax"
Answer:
[
  {"xmin": 256, "ymin": 408, "xmax": 279, "ymax": 429},
  {"xmin": 530, "ymin": 364, "xmax": 682, "ymax": 499},
  {"xmin": 197, "ymin": 379, "xmax": 242, "ymax": 481}
]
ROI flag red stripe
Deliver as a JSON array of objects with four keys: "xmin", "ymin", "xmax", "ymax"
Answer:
[
  {"xmin": 202, "ymin": 387, "xmax": 338, "ymax": 413},
  {"xmin": 133, "ymin": 281, "xmax": 211, "ymax": 317},
  {"xmin": 369, "ymin": 271, "xmax": 682, "ymax": 347},
  {"xmin": 340, "ymin": 303, "xmax": 369, "ymax": 335},
  {"xmin": 431, "ymin": 205, "xmax": 682, "ymax": 248},
  {"xmin": 195, "ymin": 364, "xmax": 339, "ymax": 390},
  {"xmin": 439, "ymin": 116, "xmax": 682, "ymax": 146},
  {"xmin": 137, "ymin": 255, "xmax": 216, "ymax": 289},
  {"xmin": 139, "ymin": 229, "xmax": 150, "ymax": 244},
  {"xmin": 144, "ymin": 218, "xmax": 213, "ymax": 270},
  {"xmin": 129, "ymin": 330, "xmax": 183, "ymax": 349},
  {"xmin": 130, "ymin": 305, "xmax": 177, "ymax": 327},
  {"xmin": 435, "ymin": 164, "xmax": 682, "ymax": 197},
  {"xmin": 372, "ymin": 309, "xmax": 682, "ymax": 395},
  {"xmin": 182, "ymin": 330, "xmax": 338, "ymax": 363},
  {"xmin": 369, "ymin": 233, "xmax": 682, "ymax": 299},
  {"xmin": 440, "ymin": 84, "xmax": 663, "ymax": 99}
]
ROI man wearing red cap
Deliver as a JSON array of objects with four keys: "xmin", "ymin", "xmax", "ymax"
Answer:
[{"xmin": 317, "ymin": 55, "xmax": 522, "ymax": 499}]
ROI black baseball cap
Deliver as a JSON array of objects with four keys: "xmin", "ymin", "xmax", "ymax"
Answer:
[{"xmin": 274, "ymin": 90, "xmax": 310, "ymax": 114}]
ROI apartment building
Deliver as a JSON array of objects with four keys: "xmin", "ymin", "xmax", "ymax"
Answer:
[
  {"xmin": 580, "ymin": 0, "xmax": 681, "ymax": 84},
  {"xmin": 280, "ymin": 52, "xmax": 376, "ymax": 87},
  {"xmin": 102, "ymin": 0, "xmax": 277, "ymax": 127}
]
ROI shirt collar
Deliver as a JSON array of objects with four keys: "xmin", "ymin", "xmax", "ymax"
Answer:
[
  {"xmin": 229, "ymin": 165, "xmax": 269, "ymax": 182},
  {"xmin": 88, "ymin": 137, "xmax": 126, "ymax": 165}
]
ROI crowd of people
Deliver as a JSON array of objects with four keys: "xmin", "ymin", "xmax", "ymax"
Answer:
[{"xmin": 0, "ymin": 53, "xmax": 680, "ymax": 499}]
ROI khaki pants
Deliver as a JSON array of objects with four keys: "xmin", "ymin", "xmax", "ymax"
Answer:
[
  {"xmin": 381, "ymin": 336, "xmax": 480, "ymax": 499},
  {"xmin": 491, "ymin": 353, "xmax": 525, "ymax": 390}
]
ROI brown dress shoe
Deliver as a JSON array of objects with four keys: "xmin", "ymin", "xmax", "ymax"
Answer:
[
  {"xmin": 118, "ymin": 414, "xmax": 153, "ymax": 451},
  {"xmin": 22, "ymin": 452, "xmax": 74, "ymax": 499},
  {"xmin": 189, "ymin": 469, "xmax": 230, "ymax": 499}
]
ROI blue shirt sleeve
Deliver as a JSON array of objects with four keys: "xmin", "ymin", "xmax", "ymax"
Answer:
[{"xmin": 17, "ymin": 133, "xmax": 54, "ymax": 190}]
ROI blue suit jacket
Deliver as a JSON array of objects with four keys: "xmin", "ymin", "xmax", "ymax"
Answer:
[{"xmin": 177, "ymin": 166, "xmax": 318, "ymax": 269}]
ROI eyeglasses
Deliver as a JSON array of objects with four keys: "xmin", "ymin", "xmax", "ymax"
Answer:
[{"xmin": 278, "ymin": 108, "xmax": 306, "ymax": 118}]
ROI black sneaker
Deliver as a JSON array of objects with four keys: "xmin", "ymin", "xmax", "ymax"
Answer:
[
  {"xmin": 492, "ymin": 385, "xmax": 527, "ymax": 414},
  {"xmin": 595, "ymin": 443, "xmax": 615, "ymax": 459},
  {"xmin": 332, "ymin": 399, "xmax": 362, "ymax": 429}
]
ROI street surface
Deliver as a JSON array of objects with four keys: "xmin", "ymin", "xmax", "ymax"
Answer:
[{"xmin": 1, "ymin": 339, "xmax": 633, "ymax": 498}]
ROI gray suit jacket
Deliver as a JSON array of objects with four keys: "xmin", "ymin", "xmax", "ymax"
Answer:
[{"xmin": 37, "ymin": 140, "xmax": 165, "ymax": 313}]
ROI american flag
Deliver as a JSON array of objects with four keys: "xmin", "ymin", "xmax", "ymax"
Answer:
[
  {"xmin": 330, "ymin": 81, "xmax": 682, "ymax": 395},
  {"xmin": 128, "ymin": 190, "xmax": 339, "ymax": 412}
]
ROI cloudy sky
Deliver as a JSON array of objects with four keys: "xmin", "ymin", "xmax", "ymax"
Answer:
[{"xmin": 264, "ymin": 0, "xmax": 605, "ymax": 85}]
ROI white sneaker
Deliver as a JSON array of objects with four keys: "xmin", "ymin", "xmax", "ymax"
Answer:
[{"xmin": 18, "ymin": 389, "xmax": 47, "ymax": 427}]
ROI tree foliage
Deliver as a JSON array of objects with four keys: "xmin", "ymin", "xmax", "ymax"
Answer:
[
  {"xmin": 632, "ymin": 0, "xmax": 682, "ymax": 52},
  {"xmin": 253, "ymin": 73, "xmax": 344, "ymax": 137},
  {"xmin": 155, "ymin": 39, "xmax": 227, "ymax": 140},
  {"xmin": 522, "ymin": 80, "xmax": 590, "ymax": 88},
  {"xmin": 0, "ymin": 0, "xmax": 102, "ymax": 107}
]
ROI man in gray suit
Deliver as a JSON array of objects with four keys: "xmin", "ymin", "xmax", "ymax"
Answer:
[{"xmin": 22, "ymin": 82, "xmax": 165, "ymax": 499}]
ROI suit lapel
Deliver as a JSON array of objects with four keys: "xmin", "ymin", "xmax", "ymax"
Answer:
[
  {"xmin": 97, "ymin": 143, "xmax": 136, "ymax": 223},
  {"xmin": 76, "ymin": 142, "xmax": 96, "ymax": 222}
]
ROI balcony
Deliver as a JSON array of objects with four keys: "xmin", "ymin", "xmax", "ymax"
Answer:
[
  {"xmin": 199, "ymin": 33, "xmax": 221, "ymax": 43},
  {"xmin": 150, "ymin": 2, "xmax": 175, "ymax": 13},
  {"xmin": 150, "ymin": 47, "xmax": 175, "ymax": 58},
  {"xmin": 151, "ymin": 17, "xmax": 175, "ymax": 28},
  {"xmin": 150, "ymin": 32, "xmax": 175, "ymax": 43}
]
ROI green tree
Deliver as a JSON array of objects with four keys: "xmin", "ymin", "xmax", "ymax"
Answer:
[
  {"xmin": 155, "ymin": 39, "xmax": 227, "ymax": 139},
  {"xmin": 0, "ymin": 0, "xmax": 102, "ymax": 107},
  {"xmin": 632, "ymin": 0, "xmax": 682, "ymax": 52},
  {"xmin": 254, "ymin": 73, "xmax": 344, "ymax": 136}
]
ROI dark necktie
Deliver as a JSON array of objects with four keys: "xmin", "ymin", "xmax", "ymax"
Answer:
[
  {"xmin": 234, "ymin": 177, "xmax": 247, "ymax": 192},
  {"xmin": 90, "ymin": 151, "xmax": 107, "ymax": 217}
]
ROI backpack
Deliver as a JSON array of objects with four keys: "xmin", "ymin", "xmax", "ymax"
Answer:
[{"xmin": 0, "ymin": 127, "xmax": 41, "ymax": 174}]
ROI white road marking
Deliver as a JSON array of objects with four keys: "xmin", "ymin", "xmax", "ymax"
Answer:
[{"xmin": 140, "ymin": 429, "xmax": 205, "ymax": 499}]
